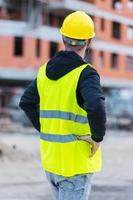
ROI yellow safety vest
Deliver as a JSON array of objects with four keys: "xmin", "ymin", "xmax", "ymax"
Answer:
[{"xmin": 37, "ymin": 63, "xmax": 102, "ymax": 177}]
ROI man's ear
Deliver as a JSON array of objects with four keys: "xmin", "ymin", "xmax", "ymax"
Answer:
[
  {"xmin": 84, "ymin": 39, "xmax": 92, "ymax": 63},
  {"xmin": 87, "ymin": 39, "xmax": 92, "ymax": 48},
  {"xmin": 62, "ymin": 36, "xmax": 66, "ymax": 45}
]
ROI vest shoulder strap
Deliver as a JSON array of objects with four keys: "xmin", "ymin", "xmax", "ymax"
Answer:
[{"xmin": 87, "ymin": 63, "xmax": 96, "ymax": 70}]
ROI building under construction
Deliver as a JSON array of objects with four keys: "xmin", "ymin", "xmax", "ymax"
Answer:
[{"xmin": 0, "ymin": 0, "xmax": 133, "ymax": 113}]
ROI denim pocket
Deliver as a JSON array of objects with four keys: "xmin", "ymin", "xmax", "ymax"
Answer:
[
  {"xmin": 59, "ymin": 180, "xmax": 75, "ymax": 190},
  {"xmin": 59, "ymin": 175, "xmax": 87, "ymax": 191}
]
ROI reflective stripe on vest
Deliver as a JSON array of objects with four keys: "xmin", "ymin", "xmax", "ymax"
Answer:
[
  {"xmin": 40, "ymin": 132, "xmax": 78, "ymax": 143},
  {"xmin": 40, "ymin": 110, "xmax": 88, "ymax": 124}
]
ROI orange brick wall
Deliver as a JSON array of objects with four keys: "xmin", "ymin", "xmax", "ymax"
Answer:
[
  {"xmin": 0, "ymin": 0, "xmax": 133, "ymax": 82},
  {"xmin": 0, "ymin": 35, "xmax": 50, "ymax": 69},
  {"xmin": 94, "ymin": 0, "xmax": 133, "ymax": 80}
]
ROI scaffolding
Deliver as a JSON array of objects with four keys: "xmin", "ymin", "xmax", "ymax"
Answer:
[{"xmin": 2, "ymin": 0, "xmax": 48, "ymax": 27}]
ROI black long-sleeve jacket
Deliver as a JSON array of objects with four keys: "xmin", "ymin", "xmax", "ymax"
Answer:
[{"xmin": 19, "ymin": 51, "xmax": 106, "ymax": 142}]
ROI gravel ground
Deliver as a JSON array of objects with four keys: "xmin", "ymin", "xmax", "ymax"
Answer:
[{"xmin": 0, "ymin": 130, "xmax": 133, "ymax": 200}]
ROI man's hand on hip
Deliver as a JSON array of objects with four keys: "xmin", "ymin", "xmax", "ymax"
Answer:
[{"xmin": 77, "ymin": 135, "xmax": 100, "ymax": 157}]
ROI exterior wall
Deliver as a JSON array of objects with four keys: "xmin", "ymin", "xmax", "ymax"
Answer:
[
  {"xmin": 93, "ymin": 0, "xmax": 133, "ymax": 81},
  {"xmin": 0, "ymin": 0, "xmax": 133, "ymax": 86},
  {"xmin": 0, "ymin": 35, "xmax": 50, "ymax": 69},
  {"xmin": 93, "ymin": 49, "xmax": 133, "ymax": 80}
]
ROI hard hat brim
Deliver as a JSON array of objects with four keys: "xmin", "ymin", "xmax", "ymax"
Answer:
[{"xmin": 60, "ymin": 28, "xmax": 95, "ymax": 40}]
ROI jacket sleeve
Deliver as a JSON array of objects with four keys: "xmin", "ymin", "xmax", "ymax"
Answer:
[
  {"xmin": 19, "ymin": 79, "xmax": 40, "ymax": 131},
  {"xmin": 77, "ymin": 66, "xmax": 106, "ymax": 142}
]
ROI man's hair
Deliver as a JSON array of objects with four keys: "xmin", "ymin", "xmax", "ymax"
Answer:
[{"xmin": 63, "ymin": 36, "xmax": 87, "ymax": 51}]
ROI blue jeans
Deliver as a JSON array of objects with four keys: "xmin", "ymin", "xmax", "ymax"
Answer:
[{"xmin": 45, "ymin": 171, "xmax": 93, "ymax": 200}]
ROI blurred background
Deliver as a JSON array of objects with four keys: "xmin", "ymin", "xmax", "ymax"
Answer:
[{"xmin": 0, "ymin": 0, "xmax": 133, "ymax": 200}]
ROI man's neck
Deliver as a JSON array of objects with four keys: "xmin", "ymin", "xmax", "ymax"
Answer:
[{"xmin": 65, "ymin": 48, "xmax": 85, "ymax": 59}]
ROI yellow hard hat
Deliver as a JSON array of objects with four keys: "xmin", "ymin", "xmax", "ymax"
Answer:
[{"xmin": 60, "ymin": 11, "xmax": 95, "ymax": 40}]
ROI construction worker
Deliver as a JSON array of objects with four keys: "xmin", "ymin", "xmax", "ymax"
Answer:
[{"xmin": 19, "ymin": 11, "xmax": 106, "ymax": 200}]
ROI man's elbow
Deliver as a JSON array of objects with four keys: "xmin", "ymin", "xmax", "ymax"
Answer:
[
  {"xmin": 19, "ymin": 99, "xmax": 27, "ymax": 111},
  {"xmin": 87, "ymin": 99, "xmax": 106, "ymax": 142}
]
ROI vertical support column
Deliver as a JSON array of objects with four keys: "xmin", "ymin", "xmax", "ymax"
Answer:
[
  {"xmin": 104, "ymin": 51, "xmax": 111, "ymax": 71},
  {"xmin": 41, "ymin": 40, "xmax": 50, "ymax": 62},
  {"xmin": 24, "ymin": 37, "xmax": 35, "ymax": 67},
  {"xmin": 93, "ymin": 49, "xmax": 99, "ymax": 69},
  {"xmin": 0, "ymin": 36, "xmax": 13, "ymax": 66},
  {"xmin": 122, "ymin": 0, "xmax": 128, "ymax": 13},
  {"xmin": 94, "ymin": 16, "xmax": 100, "ymax": 34},
  {"xmin": 119, "ymin": 54, "xmax": 126, "ymax": 73},
  {"xmin": 105, "ymin": 20, "xmax": 112, "ymax": 39},
  {"xmin": 121, "ymin": 24, "xmax": 127, "ymax": 44},
  {"xmin": 106, "ymin": 0, "xmax": 112, "ymax": 9},
  {"xmin": 0, "ymin": 35, "xmax": 3, "ymax": 65},
  {"xmin": 58, "ymin": 42, "xmax": 64, "ymax": 51}
]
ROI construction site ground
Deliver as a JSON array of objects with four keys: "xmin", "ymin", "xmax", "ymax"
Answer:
[{"xmin": 0, "ymin": 127, "xmax": 133, "ymax": 200}]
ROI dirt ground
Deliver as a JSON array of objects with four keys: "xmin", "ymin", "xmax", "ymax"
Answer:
[{"xmin": 0, "ymin": 130, "xmax": 133, "ymax": 200}]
